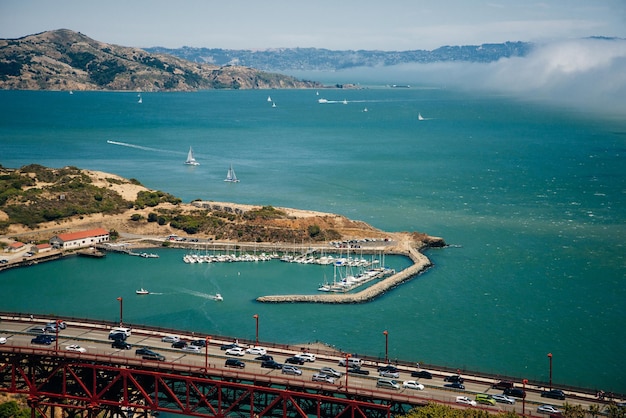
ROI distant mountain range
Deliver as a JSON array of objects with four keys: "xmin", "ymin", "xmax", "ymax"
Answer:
[
  {"xmin": 145, "ymin": 42, "xmax": 533, "ymax": 72},
  {"xmin": 0, "ymin": 29, "xmax": 321, "ymax": 91}
]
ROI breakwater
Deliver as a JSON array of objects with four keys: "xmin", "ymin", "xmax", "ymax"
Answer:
[{"xmin": 256, "ymin": 246, "xmax": 432, "ymax": 303}]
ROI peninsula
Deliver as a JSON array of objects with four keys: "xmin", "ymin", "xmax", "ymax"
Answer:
[{"xmin": 0, "ymin": 165, "xmax": 445, "ymax": 302}]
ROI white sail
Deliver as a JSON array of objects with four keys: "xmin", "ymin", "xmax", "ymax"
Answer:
[
  {"xmin": 418, "ymin": 113, "xmax": 425, "ymax": 121},
  {"xmin": 184, "ymin": 147, "xmax": 200, "ymax": 166},
  {"xmin": 224, "ymin": 165, "xmax": 240, "ymax": 182}
]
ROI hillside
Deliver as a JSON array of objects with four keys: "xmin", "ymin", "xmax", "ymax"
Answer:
[
  {"xmin": 0, "ymin": 165, "xmax": 444, "ymax": 250},
  {"xmin": 0, "ymin": 29, "xmax": 322, "ymax": 91},
  {"xmin": 146, "ymin": 42, "xmax": 533, "ymax": 72}
]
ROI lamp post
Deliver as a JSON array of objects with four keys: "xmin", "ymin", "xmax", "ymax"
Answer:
[
  {"xmin": 547, "ymin": 353, "xmax": 553, "ymax": 390},
  {"xmin": 253, "ymin": 314, "xmax": 259, "ymax": 346},
  {"xmin": 383, "ymin": 330, "xmax": 389, "ymax": 363},
  {"xmin": 55, "ymin": 319, "xmax": 61, "ymax": 352},
  {"xmin": 116, "ymin": 297, "xmax": 123, "ymax": 326},
  {"xmin": 204, "ymin": 336, "xmax": 210, "ymax": 371},
  {"xmin": 344, "ymin": 353, "xmax": 351, "ymax": 390},
  {"xmin": 522, "ymin": 379, "xmax": 528, "ymax": 416}
]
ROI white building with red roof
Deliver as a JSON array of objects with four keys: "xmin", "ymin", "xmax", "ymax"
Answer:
[{"xmin": 50, "ymin": 228, "xmax": 110, "ymax": 250}]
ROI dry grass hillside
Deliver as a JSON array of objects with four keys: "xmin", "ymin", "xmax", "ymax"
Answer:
[{"xmin": 0, "ymin": 166, "xmax": 444, "ymax": 251}]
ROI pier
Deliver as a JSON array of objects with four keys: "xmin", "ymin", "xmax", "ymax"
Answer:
[{"xmin": 256, "ymin": 246, "xmax": 432, "ymax": 303}]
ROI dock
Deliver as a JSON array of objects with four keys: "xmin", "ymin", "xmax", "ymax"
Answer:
[{"xmin": 256, "ymin": 246, "xmax": 431, "ymax": 304}]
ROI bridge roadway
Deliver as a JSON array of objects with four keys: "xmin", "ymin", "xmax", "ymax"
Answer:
[{"xmin": 0, "ymin": 315, "xmax": 608, "ymax": 417}]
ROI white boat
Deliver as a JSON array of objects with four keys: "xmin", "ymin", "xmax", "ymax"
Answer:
[
  {"xmin": 343, "ymin": 99, "xmax": 348, "ymax": 105},
  {"xmin": 418, "ymin": 113, "xmax": 425, "ymax": 121},
  {"xmin": 318, "ymin": 98, "xmax": 328, "ymax": 103},
  {"xmin": 272, "ymin": 102, "xmax": 276, "ymax": 108},
  {"xmin": 224, "ymin": 165, "xmax": 240, "ymax": 183},
  {"xmin": 136, "ymin": 288, "xmax": 149, "ymax": 295},
  {"xmin": 267, "ymin": 95, "xmax": 272, "ymax": 102},
  {"xmin": 138, "ymin": 95, "xmax": 142, "ymax": 104},
  {"xmin": 210, "ymin": 293, "xmax": 223, "ymax": 301},
  {"xmin": 184, "ymin": 146, "xmax": 200, "ymax": 166}
]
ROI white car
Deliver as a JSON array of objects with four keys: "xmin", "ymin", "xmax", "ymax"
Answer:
[
  {"xmin": 491, "ymin": 394, "xmax": 516, "ymax": 404},
  {"xmin": 319, "ymin": 367, "xmax": 342, "ymax": 378},
  {"xmin": 0, "ymin": 337, "xmax": 7, "ymax": 345},
  {"xmin": 245, "ymin": 346, "xmax": 267, "ymax": 355},
  {"xmin": 456, "ymin": 396, "xmax": 477, "ymax": 407},
  {"xmin": 312, "ymin": 373, "xmax": 335, "ymax": 383},
  {"xmin": 182, "ymin": 345, "xmax": 201, "ymax": 353},
  {"xmin": 161, "ymin": 335, "xmax": 180, "ymax": 343},
  {"xmin": 225, "ymin": 347, "xmax": 245, "ymax": 356},
  {"xmin": 65, "ymin": 344, "xmax": 86, "ymax": 353},
  {"xmin": 537, "ymin": 405, "xmax": 561, "ymax": 415},
  {"xmin": 402, "ymin": 380, "xmax": 425, "ymax": 390},
  {"xmin": 295, "ymin": 353, "xmax": 316, "ymax": 362}
]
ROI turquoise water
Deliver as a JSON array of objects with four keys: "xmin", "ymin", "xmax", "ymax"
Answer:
[{"xmin": 0, "ymin": 88, "xmax": 625, "ymax": 392}]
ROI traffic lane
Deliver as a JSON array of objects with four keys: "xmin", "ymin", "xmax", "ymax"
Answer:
[{"xmin": 0, "ymin": 320, "xmax": 600, "ymax": 412}]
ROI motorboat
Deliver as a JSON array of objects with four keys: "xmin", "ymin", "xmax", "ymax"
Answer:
[{"xmin": 136, "ymin": 288, "xmax": 149, "ymax": 295}]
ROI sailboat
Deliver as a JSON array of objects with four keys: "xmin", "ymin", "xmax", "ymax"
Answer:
[
  {"xmin": 418, "ymin": 113, "xmax": 425, "ymax": 121},
  {"xmin": 138, "ymin": 94, "xmax": 142, "ymax": 104},
  {"xmin": 224, "ymin": 165, "xmax": 240, "ymax": 183},
  {"xmin": 184, "ymin": 147, "xmax": 200, "ymax": 166},
  {"xmin": 267, "ymin": 95, "xmax": 272, "ymax": 102}
]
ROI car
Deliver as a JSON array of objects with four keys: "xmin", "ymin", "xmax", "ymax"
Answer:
[
  {"xmin": 256, "ymin": 354, "xmax": 273, "ymax": 361},
  {"xmin": 0, "ymin": 337, "xmax": 7, "ymax": 344},
  {"xmin": 312, "ymin": 373, "xmax": 335, "ymax": 383},
  {"xmin": 295, "ymin": 353, "xmax": 316, "ymax": 362},
  {"xmin": 378, "ymin": 364, "xmax": 399, "ymax": 373},
  {"xmin": 135, "ymin": 347, "xmax": 158, "ymax": 356},
  {"xmin": 109, "ymin": 332, "xmax": 127, "ymax": 341},
  {"xmin": 225, "ymin": 347, "xmax": 245, "ymax": 356},
  {"xmin": 31, "ymin": 335, "xmax": 52, "ymax": 345},
  {"xmin": 444, "ymin": 374, "xmax": 464, "ymax": 383},
  {"xmin": 537, "ymin": 405, "xmax": 562, "ymax": 415},
  {"xmin": 402, "ymin": 380, "xmax": 425, "ymax": 390},
  {"xmin": 171, "ymin": 340, "xmax": 188, "ymax": 349},
  {"xmin": 285, "ymin": 356, "xmax": 305, "ymax": 365},
  {"xmin": 504, "ymin": 388, "xmax": 527, "ymax": 399},
  {"xmin": 225, "ymin": 358, "xmax": 245, "ymax": 369},
  {"xmin": 27, "ymin": 327, "xmax": 46, "ymax": 334},
  {"xmin": 456, "ymin": 396, "xmax": 477, "ymax": 407},
  {"xmin": 379, "ymin": 370, "xmax": 400, "ymax": 378},
  {"xmin": 0, "ymin": 259, "xmax": 8, "ymax": 264},
  {"xmin": 190, "ymin": 339, "xmax": 206, "ymax": 347},
  {"xmin": 182, "ymin": 345, "xmax": 201, "ymax": 353},
  {"xmin": 347, "ymin": 366, "xmax": 370, "ymax": 375},
  {"xmin": 143, "ymin": 353, "xmax": 166, "ymax": 361},
  {"xmin": 245, "ymin": 347, "xmax": 267, "ymax": 355},
  {"xmin": 319, "ymin": 367, "xmax": 342, "ymax": 378},
  {"xmin": 541, "ymin": 389, "xmax": 566, "ymax": 400},
  {"xmin": 261, "ymin": 360, "xmax": 283, "ymax": 369},
  {"xmin": 44, "ymin": 324, "xmax": 59, "ymax": 332},
  {"xmin": 376, "ymin": 378, "xmax": 401, "ymax": 390},
  {"xmin": 475, "ymin": 394, "xmax": 496, "ymax": 406},
  {"xmin": 411, "ymin": 370, "xmax": 433, "ymax": 379},
  {"xmin": 65, "ymin": 344, "xmax": 86, "ymax": 353},
  {"xmin": 111, "ymin": 340, "xmax": 131, "ymax": 350},
  {"xmin": 220, "ymin": 343, "xmax": 241, "ymax": 351},
  {"xmin": 444, "ymin": 382, "xmax": 465, "ymax": 390},
  {"xmin": 281, "ymin": 365, "xmax": 302, "ymax": 376},
  {"xmin": 109, "ymin": 327, "xmax": 132, "ymax": 337},
  {"xmin": 491, "ymin": 394, "xmax": 516, "ymax": 405},
  {"xmin": 161, "ymin": 335, "xmax": 180, "ymax": 343},
  {"xmin": 493, "ymin": 380, "xmax": 514, "ymax": 390}
]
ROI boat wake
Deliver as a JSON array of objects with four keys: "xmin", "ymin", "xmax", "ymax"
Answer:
[
  {"xmin": 179, "ymin": 288, "xmax": 222, "ymax": 301},
  {"xmin": 107, "ymin": 140, "xmax": 183, "ymax": 155}
]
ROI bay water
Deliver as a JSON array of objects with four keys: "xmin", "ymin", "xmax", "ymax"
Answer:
[{"xmin": 0, "ymin": 87, "xmax": 624, "ymax": 392}]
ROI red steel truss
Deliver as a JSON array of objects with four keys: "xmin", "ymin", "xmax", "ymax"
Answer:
[{"xmin": 0, "ymin": 349, "xmax": 423, "ymax": 418}]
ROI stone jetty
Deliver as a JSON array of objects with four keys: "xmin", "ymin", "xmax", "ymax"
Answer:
[{"xmin": 256, "ymin": 246, "xmax": 433, "ymax": 304}]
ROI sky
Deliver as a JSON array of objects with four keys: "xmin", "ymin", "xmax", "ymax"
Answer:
[{"xmin": 1, "ymin": 0, "xmax": 625, "ymax": 51}]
